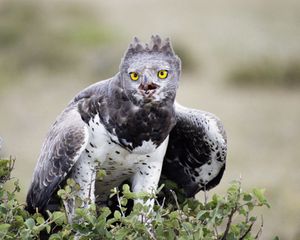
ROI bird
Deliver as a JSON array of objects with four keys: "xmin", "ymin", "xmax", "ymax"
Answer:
[{"xmin": 26, "ymin": 35, "xmax": 227, "ymax": 221}]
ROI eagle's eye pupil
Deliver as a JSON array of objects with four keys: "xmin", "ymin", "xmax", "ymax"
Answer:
[
  {"xmin": 158, "ymin": 70, "xmax": 168, "ymax": 79},
  {"xmin": 130, "ymin": 72, "xmax": 139, "ymax": 81}
]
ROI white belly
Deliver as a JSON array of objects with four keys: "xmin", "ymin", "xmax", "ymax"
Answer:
[{"xmin": 72, "ymin": 114, "xmax": 168, "ymax": 204}]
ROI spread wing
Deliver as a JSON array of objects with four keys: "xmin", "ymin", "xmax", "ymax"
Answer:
[
  {"xmin": 26, "ymin": 105, "xmax": 88, "ymax": 213},
  {"xmin": 162, "ymin": 103, "xmax": 227, "ymax": 198}
]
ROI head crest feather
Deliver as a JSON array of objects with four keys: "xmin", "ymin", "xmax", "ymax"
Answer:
[{"xmin": 123, "ymin": 35, "xmax": 176, "ymax": 61}]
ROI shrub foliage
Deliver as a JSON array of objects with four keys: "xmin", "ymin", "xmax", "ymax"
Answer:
[{"xmin": 0, "ymin": 158, "xmax": 272, "ymax": 240}]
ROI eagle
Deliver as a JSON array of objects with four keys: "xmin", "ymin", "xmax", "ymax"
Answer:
[{"xmin": 26, "ymin": 36, "xmax": 227, "ymax": 221}]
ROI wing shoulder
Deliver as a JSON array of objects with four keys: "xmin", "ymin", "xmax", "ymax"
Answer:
[
  {"xmin": 72, "ymin": 78, "xmax": 112, "ymax": 103},
  {"xmin": 26, "ymin": 105, "xmax": 89, "ymax": 213}
]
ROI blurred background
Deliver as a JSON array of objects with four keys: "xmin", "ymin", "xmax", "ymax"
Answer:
[{"xmin": 0, "ymin": 0, "xmax": 299, "ymax": 238}]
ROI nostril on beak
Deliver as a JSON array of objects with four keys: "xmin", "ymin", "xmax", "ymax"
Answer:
[
  {"xmin": 147, "ymin": 83, "xmax": 158, "ymax": 90},
  {"xmin": 139, "ymin": 83, "xmax": 159, "ymax": 91}
]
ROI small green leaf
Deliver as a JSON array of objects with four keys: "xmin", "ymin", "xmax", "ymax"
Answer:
[
  {"xmin": 122, "ymin": 184, "xmax": 130, "ymax": 193},
  {"xmin": 13, "ymin": 179, "xmax": 21, "ymax": 192},
  {"xmin": 65, "ymin": 185, "xmax": 72, "ymax": 194},
  {"xmin": 109, "ymin": 187, "xmax": 118, "ymax": 198},
  {"xmin": 15, "ymin": 215, "xmax": 24, "ymax": 224},
  {"xmin": 253, "ymin": 188, "xmax": 266, "ymax": 203},
  {"xmin": 49, "ymin": 233, "xmax": 62, "ymax": 240},
  {"xmin": 169, "ymin": 211, "xmax": 179, "ymax": 220},
  {"xmin": 238, "ymin": 207, "xmax": 247, "ymax": 216},
  {"xmin": 67, "ymin": 178, "xmax": 76, "ymax": 187},
  {"xmin": 62, "ymin": 228, "xmax": 72, "ymax": 237},
  {"xmin": 114, "ymin": 210, "xmax": 121, "ymax": 220},
  {"xmin": 75, "ymin": 196, "xmax": 83, "ymax": 208},
  {"xmin": 97, "ymin": 169, "xmax": 106, "ymax": 180},
  {"xmin": 46, "ymin": 224, "xmax": 51, "ymax": 234},
  {"xmin": 25, "ymin": 218, "xmax": 35, "ymax": 229},
  {"xmin": 120, "ymin": 197, "xmax": 128, "ymax": 206},
  {"xmin": 182, "ymin": 222, "xmax": 193, "ymax": 234},
  {"xmin": 0, "ymin": 224, "xmax": 10, "ymax": 235},
  {"xmin": 75, "ymin": 208, "xmax": 85, "ymax": 217},
  {"xmin": 36, "ymin": 216, "xmax": 45, "ymax": 225},
  {"xmin": 114, "ymin": 228, "xmax": 129, "ymax": 240},
  {"xmin": 52, "ymin": 211, "xmax": 66, "ymax": 225},
  {"xmin": 57, "ymin": 189, "xmax": 66, "ymax": 199},
  {"xmin": 243, "ymin": 193, "xmax": 252, "ymax": 201}
]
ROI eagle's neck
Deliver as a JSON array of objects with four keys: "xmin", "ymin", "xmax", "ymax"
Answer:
[
  {"xmin": 78, "ymin": 76, "xmax": 177, "ymax": 151},
  {"xmin": 104, "ymin": 78, "xmax": 176, "ymax": 151}
]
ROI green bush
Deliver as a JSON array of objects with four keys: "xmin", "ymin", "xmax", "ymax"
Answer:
[{"xmin": 0, "ymin": 158, "xmax": 274, "ymax": 240}]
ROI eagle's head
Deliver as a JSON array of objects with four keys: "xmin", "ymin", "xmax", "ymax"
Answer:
[{"xmin": 119, "ymin": 35, "xmax": 181, "ymax": 105}]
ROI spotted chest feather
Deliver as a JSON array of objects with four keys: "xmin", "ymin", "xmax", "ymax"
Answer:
[{"xmin": 71, "ymin": 113, "xmax": 168, "ymax": 203}]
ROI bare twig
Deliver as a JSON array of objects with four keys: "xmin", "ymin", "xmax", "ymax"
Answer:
[
  {"xmin": 116, "ymin": 189, "xmax": 125, "ymax": 218},
  {"xmin": 255, "ymin": 215, "xmax": 264, "ymax": 239},
  {"xmin": 170, "ymin": 190, "xmax": 193, "ymax": 237},
  {"xmin": 155, "ymin": 196, "xmax": 165, "ymax": 210},
  {"xmin": 214, "ymin": 225, "xmax": 219, "ymax": 237},
  {"xmin": 139, "ymin": 210, "xmax": 157, "ymax": 240},
  {"xmin": 146, "ymin": 226, "xmax": 157, "ymax": 240},
  {"xmin": 221, "ymin": 181, "xmax": 242, "ymax": 240},
  {"xmin": 203, "ymin": 185, "xmax": 208, "ymax": 205},
  {"xmin": 170, "ymin": 190, "xmax": 180, "ymax": 209},
  {"xmin": 170, "ymin": 190, "xmax": 182, "ymax": 220},
  {"xmin": 239, "ymin": 222, "xmax": 254, "ymax": 240},
  {"xmin": 154, "ymin": 197, "xmax": 169, "ymax": 217},
  {"xmin": 220, "ymin": 207, "xmax": 236, "ymax": 240}
]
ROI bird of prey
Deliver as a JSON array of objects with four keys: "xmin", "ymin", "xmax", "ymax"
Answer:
[{"xmin": 26, "ymin": 36, "xmax": 227, "ymax": 220}]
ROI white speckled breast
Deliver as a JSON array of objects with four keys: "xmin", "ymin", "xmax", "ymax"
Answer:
[{"xmin": 72, "ymin": 114, "xmax": 167, "ymax": 204}]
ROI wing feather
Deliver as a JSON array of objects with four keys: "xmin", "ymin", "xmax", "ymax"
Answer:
[
  {"xmin": 162, "ymin": 103, "xmax": 227, "ymax": 197},
  {"xmin": 26, "ymin": 105, "xmax": 88, "ymax": 213}
]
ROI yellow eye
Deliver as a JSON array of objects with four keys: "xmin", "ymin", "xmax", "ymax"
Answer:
[
  {"xmin": 157, "ymin": 70, "xmax": 168, "ymax": 79},
  {"xmin": 129, "ymin": 72, "xmax": 139, "ymax": 81}
]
